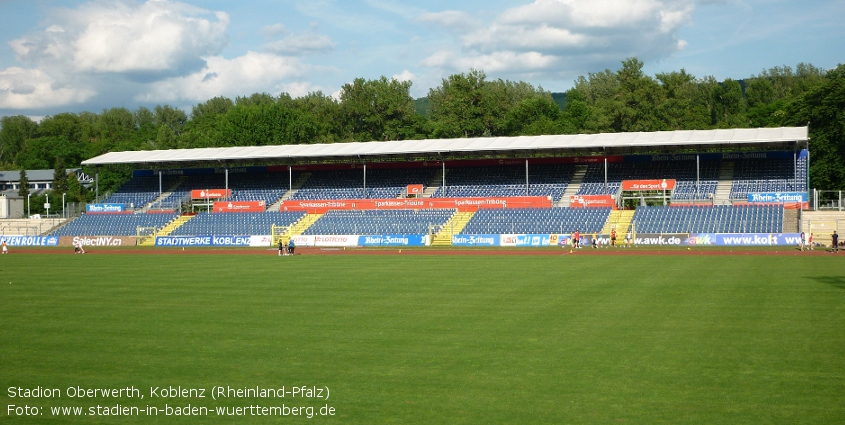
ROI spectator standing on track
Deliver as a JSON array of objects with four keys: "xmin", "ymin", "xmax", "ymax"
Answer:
[
  {"xmin": 278, "ymin": 239, "xmax": 284, "ymax": 256},
  {"xmin": 611, "ymin": 228, "xmax": 617, "ymax": 247},
  {"xmin": 1, "ymin": 239, "xmax": 8, "ymax": 254},
  {"xmin": 591, "ymin": 232, "xmax": 598, "ymax": 248},
  {"xmin": 625, "ymin": 230, "xmax": 632, "ymax": 248},
  {"xmin": 833, "ymin": 231, "xmax": 839, "ymax": 253},
  {"xmin": 573, "ymin": 230, "xmax": 580, "ymax": 249},
  {"xmin": 288, "ymin": 238, "xmax": 296, "ymax": 255},
  {"xmin": 800, "ymin": 231, "xmax": 806, "ymax": 251},
  {"xmin": 808, "ymin": 233, "xmax": 814, "ymax": 250}
]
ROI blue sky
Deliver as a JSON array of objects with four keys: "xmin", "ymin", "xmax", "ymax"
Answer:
[{"xmin": 1, "ymin": 0, "xmax": 842, "ymax": 119}]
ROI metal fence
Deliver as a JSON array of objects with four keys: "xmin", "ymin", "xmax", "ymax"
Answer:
[{"xmin": 813, "ymin": 190, "xmax": 844, "ymax": 211}]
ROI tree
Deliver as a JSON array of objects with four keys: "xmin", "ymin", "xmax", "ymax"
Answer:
[
  {"xmin": 285, "ymin": 91, "xmax": 342, "ymax": 143},
  {"xmin": 428, "ymin": 70, "xmax": 489, "ymax": 138},
  {"xmin": 17, "ymin": 168, "xmax": 29, "ymax": 199},
  {"xmin": 154, "ymin": 125, "xmax": 177, "ymax": 150},
  {"xmin": 428, "ymin": 70, "xmax": 550, "ymax": 138},
  {"xmin": 570, "ymin": 70, "xmax": 620, "ymax": 133},
  {"xmin": 191, "ymin": 96, "xmax": 234, "ymax": 119},
  {"xmin": 711, "ymin": 78, "xmax": 747, "ymax": 127},
  {"xmin": 502, "ymin": 95, "xmax": 563, "ymax": 136},
  {"xmin": 655, "ymin": 69, "xmax": 711, "ymax": 130},
  {"xmin": 52, "ymin": 156, "xmax": 69, "ymax": 197},
  {"xmin": 614, "ymin": 58, "xmax": 667, "ymax": 132},
  {"xmin": 154, "ymin": 104, "xmax": 188, "ymax": 135},
  {"xmin": 559, "ymin": 88, "xmax": 593, "ymax": 133},
  {"xmin": 66, "ymin": 172, "xmax": 86, "ymax": 204},
  {"xmin": 0, "ymin": 116, "xmax": 37, "ymax": 165},
  {"xmin": 338, "ymin": 77, "xmax": 418, "ymax": 141},
  {"xmin": 93, "ymin": 107, "xmax": 138, "ymax": 155},
  {"xmin": 235, "ymin": 93, "xmax": 276, "ymax": 107},
  {"xmin": 786, "ymin": 64, "xmax": 845, "ymax": 190}
]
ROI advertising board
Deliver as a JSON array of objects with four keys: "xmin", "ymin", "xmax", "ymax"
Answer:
[
  {"xmin": 211, "ymin": 235, "xmax": 252, "ymax": 246},
  {"xmin": 154, "ymin": 235, "xmax": 253, "ymax": 246},
  {"xmin": 450, "ymin": 234, "xmax": 499, "ymax": 247},
  {"xmin": 86, "ymin": 204, "xmax": 125, "ymax": 213},
  {"xmin": 213, "ymin": 201, "xmax": 266, "ymax": 212},
  {"xmin": 155, "ymin": 236, "xmax": 213, "ymax": 246},
  {"xmin": 250, "ymin": 235, "xmax": 273, "ymax": 247},
  {"xmin": 279, "ymin": 196, "xmax": 552, "ymax": 213},
  {"xmin": 358, "ymin": 235, "xmax": 426, "ymax": 247},
  {"xmin": 631, "ymin": 232, "xmax": 803, "ymax": 246},
  {"xmin": 407, "ymin": 184, "xmax": 424, "ymax": 195},
  {"xmin": 287, "ymin": 235, "xmax": 360, "ymax": 247},
  {"xmin": 747, "ymin": 192, "xmax": 808, "ymax": 203},
  {"xmin": 499, "ymin": 234, "xmax": 553, "ymax": 247},
  {"xmin": 712, "ymin": 233, "xmax": 802, "ymax": 246},
  {"xmin": 621, "ymin": 179, "xmax": 677, "ymax": 191},
  {"xmin": 632, "ymin": 233, "xmax": 689, "ymax": 245},
  {"xmin": 569, "ymin": 195, "xmax": 616, "ymax": 208},
  {"xmin": 191, "ymin": 189, "xmax": 232, "ymax": 199},
  {"xmin": 59, "ymin": 236, "xmax": 136, "ymax": 247},
  {"xmin": 0, "ymin": 235, "xmax": 60, "ymax": 246}
]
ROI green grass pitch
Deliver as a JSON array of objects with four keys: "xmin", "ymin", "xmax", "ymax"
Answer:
[{"xmin": 2, "ymin": 253, "xmax": 844, "ymax": 423}]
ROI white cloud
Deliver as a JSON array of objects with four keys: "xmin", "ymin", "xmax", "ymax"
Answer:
[
  {"xmin": 137, "ymin": 51, "xmax": 316, "ymax": 103},
  {"xmin": 392, "ymin": 70, "xmax": 415, "ymax": 82},
  {"xmin": 421, "ymin": 0, "xmax": 694, "ymax": 76},
  {"xmin": 10, "ymin": 0, "xmax": 229, "ymax": 76},
  {"xmin": 417, "ymin": 10, "xmax": 479, "ymax": 32},
  {"xmin": 264, "ymin": 24, "xmax": 335, "ymax": 55},
  {"xmin": 0, "ymin": 1, "xmax": 331, "ymax": 112},
  {"xmin": 0, "ymin": 67, "xmax": 95, "ymax": 109},
  {"xmin": 422, "ymin": 51, "xmax": 556, "ymax": 73}
]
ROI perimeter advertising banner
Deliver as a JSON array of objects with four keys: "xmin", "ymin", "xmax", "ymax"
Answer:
[
  {"xmin": 0, "ymin": 235, "xmax": 60, "ymax": 246},
  {"xmin": 632, "ymin": 233, "xmax": 689, "ymax": 245},
  {"xmin": 358, "ymin": 235, "xmax": 426, "ymax": 247},
  {"xmin": 86, "ymin": 203, "xmax": 125, "ymax": 213},
  {"xmin": 569, "ymin": 195, "xmax": 616, "ymax": 208},
  {"xmin": 154, "ymin": 235, "xmax": 251, "ymax": 246},
  {"xmin": 622, "ymin": 179, "xmax": 677, "ymax": 191},
  {"xmin": 59, "ymin": 236, "xmax": 136, "ymax": 247},
  {"xmin": 191, "ymin": 189, "xmax": 232, "ymax": 199},
  {"xmin": 288, "ymin": 235, "xmax": 360, "ymax": 247},
  {"xmin": 280, "ymin": 196, "xmax": 552, "ymax": 213},
  {"xmin": 631, "ymin": 233, "xmax": 803, "ymax": 246},
  {"xmin": 500, "ymin": 234, "xmax": 554, "ymax": 247},
  {"xmin": 549, "ymin": 234, "xmax": 572, "ymax": 247},
  {"xmin": 700, "ymin": 233, "xmax": 802, "ymax": 246},
  {"xmin": 212, "ymin": 201, "xmax": 266, "ymax": 212},
  {"xmin": 250, "ymin": 235, "xmax": 273, "ymax": 247},
  {"xmin": 451, "ymin": 234, "xmax": 499, "ymax": 247}
]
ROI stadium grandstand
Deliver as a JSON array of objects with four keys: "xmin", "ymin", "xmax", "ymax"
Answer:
[{"xmin": 7, "ymin": 126, "xmax": 825, "ymax": 248}]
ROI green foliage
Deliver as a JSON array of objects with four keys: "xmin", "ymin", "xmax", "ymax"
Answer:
[
  {"xmin": 338, "ymin": 77, "xmax": 419, "ymax": 141},
  {"xmin": 427, "ymin": 70, "xmax": 558, "ymax": 138},
  {"xmin": 785, "ymin": 64, "xmax": 845, "ymax": 189},
  {"xmin": 17, "ymin": 168, "xmax": 28, "ymax": 199},
  {"xmin": 65, "ymin": 172, "xmax": 88, "ymax": 204},
  {"xmin": 52, "ymin": 156, "xmax": 69, "ymax": 196},
  {"xmin": 0, "ymin": 115, "xmax": 37, "ymax": 165},
  {"xmin": 0, "ymin": 59, "xmax": 843, "ymax": 190}
]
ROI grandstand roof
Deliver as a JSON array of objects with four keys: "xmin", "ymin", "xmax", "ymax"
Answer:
[{"xmin": 82, "ymin": 126, "xmax": 808, "ymax": 166}]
